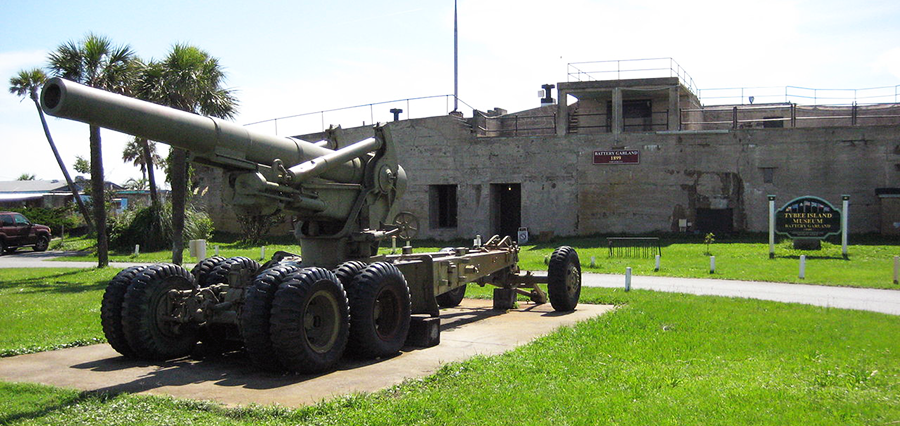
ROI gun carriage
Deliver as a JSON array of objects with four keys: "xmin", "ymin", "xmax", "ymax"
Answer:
[{"xmin": 41, "ymin": 78, "xmax": 582, "ymax": 373}]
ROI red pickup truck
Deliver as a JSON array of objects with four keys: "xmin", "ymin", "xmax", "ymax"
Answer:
[{"xmin": 0, "ymin": 211, "xmax": 51, "ymax": 254}]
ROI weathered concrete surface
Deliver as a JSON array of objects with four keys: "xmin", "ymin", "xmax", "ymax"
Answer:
[
  {"xmin": 582, "ymin": 273, "xmax": 900, "ymax": 316},
  {"xmin": 0, "ymin": 299, "xmax": 613, "ymax": 408}
]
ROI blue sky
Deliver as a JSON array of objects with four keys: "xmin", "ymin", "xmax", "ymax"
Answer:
[{"xmin": 2, "ymin": 0, "xmax": 899, "ymax": 183}]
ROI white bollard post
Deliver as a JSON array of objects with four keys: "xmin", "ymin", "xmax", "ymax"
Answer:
[
  {"xmin": 799, "ymin": 255, "xmax": 806, "ymax": 279},
  {"xmin": 894, "ymin": 256, "xmax": 898, "ymax": 284},
  {"xmin": 215, "ymin": 245, "xmax": 220, "ymax": 256},
  {"xmin": 768, "ymin": 195, "xmax": 776, "ymax": 259},
  {"xmin": 134, "ymin": 244, "xmax": 140, "ymax": 256},
  {"xmin": 590, "ymin": 256, "xmax": 596, "ymax": 268},
  {"xmin": 260, "ymin": 246, "xmax": 266, "ymax": 261},
  {"xmin": 654, "ymin": 254, "xmax": 661, "ymax": 272},
  {"xmin": 842, "ymin": 195, "xmax": 850, "ymax": 258},
  {"xmin": 391, "ymin": 236, "xmax": 397, "ymax": 254},
  {"xmin": 625, "ymin": 267, "xmax": 632, "ymax": 292},
  {"xmin": 710, "ymin": 256, "xmax": 716, "ymax": 274}
]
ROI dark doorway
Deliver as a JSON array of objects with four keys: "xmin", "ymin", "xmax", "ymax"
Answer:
[
  {"xmin": 491, "ymin": 183, "xmax": 521, "ymax": 240},
  {"xmin": 607, "ymin": 99, "xmax": 653, "ymax": 131},
  {"xmin": 428, "ymin": 185, "xmax": 458, "ymax": 229},
  {"xmin": 695, "ymin": 208, "xmax": 734, "ymax": 235}
]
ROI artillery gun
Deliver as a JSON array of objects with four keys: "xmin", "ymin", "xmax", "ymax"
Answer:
[{"xmin": 41, "ymin": 78, "xmax": 582, "ymax": 373}]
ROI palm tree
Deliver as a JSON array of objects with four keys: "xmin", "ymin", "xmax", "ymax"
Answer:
[
  {"xmin": 134, "ymin": 44, "xmax": 237, "ymax": 264},
  {"xmin": 122, "ymin": 136, "xmax": 162, "ymax": 204},
  {"xmin": 48, "ymin": 34, "xmax": 136, "ymax": 267},
  {"xmin": 123, "ymin": 178, "xmax": 149, "ymax": 190},
  {"xmin": 8, "ymin": 68, "xmax": 94, "ymax": 233}
]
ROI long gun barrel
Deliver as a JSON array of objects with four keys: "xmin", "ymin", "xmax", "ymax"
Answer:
[{"xmin": 40, "ymin": 77, "xmax": 363, "ymax": 184}]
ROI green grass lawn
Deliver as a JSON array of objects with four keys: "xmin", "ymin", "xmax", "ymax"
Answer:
[
  {"xmin": 1, "ymin": 281, "xmax": 898, "ymax": 425},
  {"xmin": 51, "ymin": 234, "xmax": 900, "ymax": 289},
  {"xmin": 518, "ymin": 239, "xmax": 900, "ymax": 289},
  {"xmin": 0, "ymin": 268, "xmax": 117, "ymax": 357}
]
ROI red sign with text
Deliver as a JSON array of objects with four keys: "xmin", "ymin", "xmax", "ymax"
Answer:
[{"xmin": 593, "ymin": 150, "xmax": 640, "ymax": 165}]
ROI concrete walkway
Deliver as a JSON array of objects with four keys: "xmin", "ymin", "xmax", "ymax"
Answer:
[
  {"xmin": 0, "ymin": 250, "xmax": 174, "ymax": 270},
  {"xmin": 0, "ymin": 299, "xmax": 612, "ymax": 407},
  {"xmin": 582, "ymin": 273, "xmax": 900, "ymax": 316}
]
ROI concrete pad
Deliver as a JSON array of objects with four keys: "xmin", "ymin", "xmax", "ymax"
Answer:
[{"xmin": 0, "ymin": 299, "xmax": 613, "ymax": 407}]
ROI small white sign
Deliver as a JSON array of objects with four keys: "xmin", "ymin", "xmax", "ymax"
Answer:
[{"xmin": 517, "ymin": 227, "xmax": 529, "ymax": 244}]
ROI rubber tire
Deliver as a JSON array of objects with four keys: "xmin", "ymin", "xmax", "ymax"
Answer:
[
  {"xmin": 122, "ymin": 264, "xmax": 199, "ymax": 360},
  {"xmin": 547, "ymin": 246, "xmax": 582, "ymax": 312},
  {"xmin": 270, "ymin": 268, "xmax": 349, "ymax": 373},
  {"xmin": 436, "ymin": 284, "xmax": 467, "ymax": 308},
  {"xmin": 346, "ymin": 262, "xmax": 411, "ymax": 358},
  {"xmin": 100, "ymin": 266, "xmax": 147, "ymax": 358},
  {"xmin": 33, "ymin": 235, "xmax": 49, "ymax": 252},
  {"xmin": 333, "ymin": 261, "xmax": 368, "ymax": 289},
  {"xmin": 240, "ymin": 264, "xmax": 303, "ymax": 371},
  {"xmin": 191, "ymin": 256, "xmax": 227, "ymax": 287},
  {"xmin": 206, "ymin": 256, "xmax": 261, "ymax": 288},
  {"xmin": 0, "ymin": 239, "xmax": 5, "ymax": 254}
]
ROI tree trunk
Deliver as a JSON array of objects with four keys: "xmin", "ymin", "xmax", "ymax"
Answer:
[
  {"xmin": 32, "ymin": 95, "xmax": 94, "ymax": 234},
  {"xmin": 170, "ymin": 148, "xmax": 187, "ymax": 265},
  {"xmin": 90, "ymin": 124, "xmax": 108, "ymax": 268},
  {"xmin": 140, "ymin": 137, "xmax": 159, "ymax": 207}
]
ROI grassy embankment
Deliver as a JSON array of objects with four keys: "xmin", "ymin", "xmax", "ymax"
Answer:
[{"xmin": 0, "ymin": 271, "xmax": 898, "ymax": 425}]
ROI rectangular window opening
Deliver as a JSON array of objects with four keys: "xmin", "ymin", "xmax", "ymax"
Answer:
[
  {"xmin": 429, "ymin": 185, "xmax": 458, "ymax": 229},
  {"xmin": 760, "ymin": 167, "xmax": 776, "ymax": 184}
]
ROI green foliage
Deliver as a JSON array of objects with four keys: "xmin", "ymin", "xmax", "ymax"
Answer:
[
  {"xmin": 236, "ymin": 212, "xmax": 286, "ymax": 244},
  {"xmin": 8, "ymin": 68, "xmax": 47, "ymax": 102},
  {"xmin": 16, "ymin": 173, "xmax": 35, "ymax": 181},
  {"xmin": 73, "ymin": 155, "xmax": 90, "ymax": 174},
  {"xmin": 109, "ymin": 202, "xmax": 214, "ymax": 251},
  {"xmin": 7, "ymin": 206, "xmax": 80, "ymax": 235},
  {"xmin": 49, "ymin": 234, "xmax": 95, "ymax": 252},
  {"xmin": 704, "ymin": 232, "xmax": 715, "ymax": 255}
]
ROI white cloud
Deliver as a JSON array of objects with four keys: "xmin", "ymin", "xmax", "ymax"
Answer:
[
  {"xmin": 0, "ymin": 50, "xmax": 47, "ymax": 78},
  {"xmin": 874, "ymin": 48, "xmax": 900, "ymax": 80}
]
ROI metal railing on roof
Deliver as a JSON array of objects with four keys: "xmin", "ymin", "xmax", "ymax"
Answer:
[
  {"xmin": 243, "ymin": 95, "xmax": 478, "ymax": 136},
  {"xmin": 567, "ymin": 58, "xmax": 698, "ymax": 96},
  {"xmin": 699, "ymin": 85, "xmax": 900, "ymax": 106}
]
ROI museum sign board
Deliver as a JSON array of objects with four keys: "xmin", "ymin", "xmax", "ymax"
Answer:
[
  {"xmin": 775, "ymin": 196, "xmax": 842, "ymax": 239},
  {"xmin": 593, "ymin": 150, "xmax": 640, "ymax": 165}
]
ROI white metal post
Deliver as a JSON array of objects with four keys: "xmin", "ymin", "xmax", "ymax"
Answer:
[
  {"xmin": 625, "ymin": 267, "xmax": 632, "ymax": 291},
  {"xmin": 654, "ymin": 254, "xmax": 661, "ymax": 272},
  {"xmin": 799, "ymin": 255, "xmax": 806, "ymax": 279},
  {"xmin": 768, "ymin": 195, "xmax": 776, "ymax": 259},
  {"xmin": 841, "ymin": 195, "xmax": 850, "ymax": 258},
  {"xmin": 710, "ymin": 256, "xmax": 716, "ymax": 274}
]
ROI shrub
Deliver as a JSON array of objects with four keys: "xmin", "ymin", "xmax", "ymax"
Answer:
[
  {"xmin": 8, "ymin": 206, "xmax": 80, "ymax": 236},
  {"xmin": 236, "ymin": 212, "xmax": 286, "ymax": 245},
  {"xmin": 110, "ymin": 202, "xmax": 214, "ymax": 251}
]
